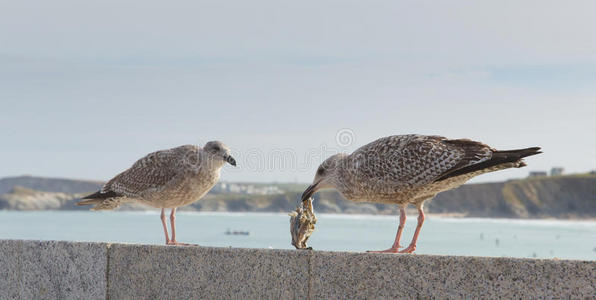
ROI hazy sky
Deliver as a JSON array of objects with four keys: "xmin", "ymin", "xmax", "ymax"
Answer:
[{"xmin": 1, "ymin": 1, "xmax": 595, "ymax": 183}]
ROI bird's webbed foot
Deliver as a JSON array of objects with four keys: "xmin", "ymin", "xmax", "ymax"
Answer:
[
  {"xmin": 165, "ymin": 241, "xmax": 198, "ymax": 246},
  {"xmin": 367, "ymin": 244, "xmax": 403, "ymax": 254},
  {"xmin": 398, "ymin": 244, "xmax": 416, "ymax": 254}
]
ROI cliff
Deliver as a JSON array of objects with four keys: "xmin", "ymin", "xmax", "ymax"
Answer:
[
  {"xmin": 429, "ymin": 174, "xmax": 596, "ymax": 218},
  {"xmin": 0, "ymin": 186, "xmax": 82, "ymax": 211},
  {"xmin": 0, "ymin": 176, "xmax": 103, "ymax": 195}
]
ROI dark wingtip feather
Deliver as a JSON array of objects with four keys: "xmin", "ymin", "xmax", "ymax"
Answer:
[
  {"xmin": 435, "ymin": 146, "xmax": 542, "ymax": 182},
  {"xmin": 517, "ymin": 147, "xmax": 542, "ymax": 158},
  {"xmin": 81, "ymin": 190, "xmax": 120, "ymax": 200},
  {"xmin": 78, "ymin": 190, "xmax": 121, "ymax": 206},
  {"xmin": 82, "ymin": 191, "xmax": 102, "ymax": 200},
  {"xmin": 497, "ymin": 147, "xmax": 542, "ymax": 158}
]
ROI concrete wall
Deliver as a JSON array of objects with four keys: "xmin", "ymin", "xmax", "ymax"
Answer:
[{"xmin": 1, "ymin": 240, "xmax": 594, "ymax": 299}]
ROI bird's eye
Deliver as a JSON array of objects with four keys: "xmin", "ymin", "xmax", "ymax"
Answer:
[{"xmin": 317, "ymin": 166, "xmax": 325, "ymax": 176}]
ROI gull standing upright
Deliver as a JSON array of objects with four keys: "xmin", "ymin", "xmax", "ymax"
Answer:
[
  {"xmin": 77, "ymin": 141, "xmax": 237, "ymax": 245},
  {"xmin": 301, "ymin": 134, "xmax": 541, "ymax": 253}
]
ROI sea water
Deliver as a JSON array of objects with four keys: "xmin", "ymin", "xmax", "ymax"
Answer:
[{"xmin": 0, "ymin": 211, "xmax": 594, "ymax": 260}]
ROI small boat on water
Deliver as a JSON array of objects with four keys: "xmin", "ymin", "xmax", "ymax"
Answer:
[{"xmin": 224, "ymin": 229, "xmax": 250, "ymax": 236}]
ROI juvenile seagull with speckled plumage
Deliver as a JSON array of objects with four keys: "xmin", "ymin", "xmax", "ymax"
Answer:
[
  {"xmin": 301, "ymin": 134, "xmax": 541, "ymax": 253},
  {"xmin": 77, "ymin": 141, "xmax": 236, "ymax": 245}
]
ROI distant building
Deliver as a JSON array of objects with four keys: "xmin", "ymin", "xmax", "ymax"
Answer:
[
  {"xmin": 210, "ymin": 182, "xmax": 283, "ymax": 195},
  {"xmin": 528, "ymin": 171, "xmax": 547, "ymax": 178},
  {"xmin": 590, "ymin": 170, "xmax": 596, "ymax": 175},
  {"xmin": 550, "ymin": 167, "xmax": 564, "ymax": 176}
]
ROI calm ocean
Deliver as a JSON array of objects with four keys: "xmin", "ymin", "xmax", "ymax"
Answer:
[{"xmin": 1, "ymin": 211, "xmax": 594, "ymax": 260}]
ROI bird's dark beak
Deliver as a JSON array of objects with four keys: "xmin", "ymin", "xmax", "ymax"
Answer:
[
  {"xmin": 224, "ymin": 154, "xmax": 237, "ymax": 166},
  {"xmin": 301, "ymin": 182, "xmax": 319, "ymax": 202}
]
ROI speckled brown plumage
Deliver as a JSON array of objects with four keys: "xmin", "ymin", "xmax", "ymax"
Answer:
[
  {"xmin": 78, "ymin": 141, "xmax": 236, "ymax": 245},
  {"xmin": 79, "ymin": 144, "xmax": 225, "ymax": 209},
  {"xmin": 302, "ymin": 134, "xmax": 541, "ymax": 253}
]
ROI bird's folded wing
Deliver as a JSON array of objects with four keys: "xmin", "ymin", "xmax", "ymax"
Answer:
[
  {"xmin": 351, "ymin": 135, "xmax": 491, "ymax": 187},
  {"xmin": 101, "ymin": 148, "xmax": 190, "ymax": 197},
  {"xmin": 433, "ymin": 139, "xmax": 494, "ymax": 181}
]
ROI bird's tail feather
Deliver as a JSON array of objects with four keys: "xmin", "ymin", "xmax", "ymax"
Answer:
[
  {"xmin": 77, "ymin": 190, "xmax": 123, "ymax": 210},
  {"xmin": 76, "ymin": 198, "xmax": 104, "ymax": 206},
  {"xmin": 77, "ymin": 197, "xmax": 123, "ymax": 210}
]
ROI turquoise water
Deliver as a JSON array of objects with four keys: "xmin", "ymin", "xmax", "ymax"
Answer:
[{"xmin": 1, "ymin": 211, "xmax": 594, "ymax": 260}]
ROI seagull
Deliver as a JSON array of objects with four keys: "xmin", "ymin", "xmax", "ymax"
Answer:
[
  {"xmin": 301, "ymin": 134, "xmax": 541, "ymax": 253},
  {"xmin": 77, "ymin": 141, "xmax": 236, "ymax": 245}
]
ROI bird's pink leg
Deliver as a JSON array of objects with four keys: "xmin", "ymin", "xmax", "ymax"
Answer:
[
  {"xmin": 399, "ymin": 206, "xmax": 425, "ymax": 254},
  {"xmin": 166, "ymin": 208, "xmax": 194, "ymax": 246},
  {"xmin": 368, "ymin": 206, "xmax": 407, "ymax": 253},
  {"xmin": 160, "ymin": 208, "xmax": 171, "ymax": 245}
]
